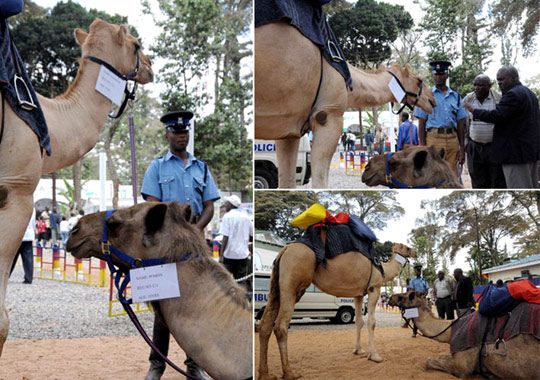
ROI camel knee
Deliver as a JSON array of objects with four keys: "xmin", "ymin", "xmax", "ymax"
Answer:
[
  {"xmin": 0, "ymin": 309, "xmax": 9, "ymax": 356},
  {"xmin": 0, "ymin": 185, "xmax": 8, "ymax": 209},
  {"xmin": 314, "ymin": 111, "xmax": 327, "ymax": 125},
  {"xmin": 273, "ymin": 322, "xmax": 289, "ymax": 341}
]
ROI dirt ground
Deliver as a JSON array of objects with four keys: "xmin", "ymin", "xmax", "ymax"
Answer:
[
  {"xmin": 0, "ymin": 336, "xmax": 187, "ymax": 380},
  {"xmin": 256, "ymin": 326, "xmax": 482, "ymax": 379}
]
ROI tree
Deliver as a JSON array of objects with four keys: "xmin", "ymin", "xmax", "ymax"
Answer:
[
  {"xmin": 491, "ymin": 0, "xmax": 540, "ymax": 57},
  {"xmin": 508, "ymin": 191, "xmax": 540, "ymax": 256}
]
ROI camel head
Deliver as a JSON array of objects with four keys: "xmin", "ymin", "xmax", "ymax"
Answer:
[
  {"xmin": 392, "ymin": 242, "xmax": 417, "ymax": 259},
  {"xmin": 361, "ymin": 145, "xmax": 463, "ymax": 189},
  {"xmin": 388, "ymin": 63, "xmax": 435, "ymax": 114},
  {"xmin": 67, "ymin": 202, "xmax": 207, "ymax": 269},
  {"xmin": 388, "ymin": 290, "xmax": 427, "ymax": 309},
  {"xmin": 74, "ymin": 18, "xmax": 153, "ymax": 84}
]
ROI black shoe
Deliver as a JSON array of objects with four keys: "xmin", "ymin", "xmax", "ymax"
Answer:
[
  {"xmin": 144, "ymin": 360, "xmax": 165, "ymax": 380},
  {"xmin": 22, "ymin": 280, "xmax": 32, "ymax": 284},
  {"xmin": 185, "ymin": 357, "xmax": 212, "ymax": 380}
]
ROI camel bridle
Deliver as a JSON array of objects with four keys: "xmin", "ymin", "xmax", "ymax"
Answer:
[
  {"xmin": 84, "ymin": 45, "xmax": 141, "ymax": 119},
  {"xmin": 100, "ymin": 210, "xmax": 191, "ymax": 378},
  {"xmin": 383, "ymin": 152, "xmax": 446, "ymax": 189},
  {"xmin": 386, "ymin": 69, "xmax": 423, "ymax": 115}
]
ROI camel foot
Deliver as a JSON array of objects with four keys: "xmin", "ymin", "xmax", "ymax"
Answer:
[
  {"xmin": 283, "ymin": 370, "xmax": 302, "ymax": 380},
  {"xmin": 353, "ymin": 348, "xmax": 367, "ymax": 357},
  {"xmin": 258, "ymin": 373, "xmax": 278, "ymax": 380},
  {"xmin": 367, "ymin": 352, "xmax": 383, "ymax": 363}
]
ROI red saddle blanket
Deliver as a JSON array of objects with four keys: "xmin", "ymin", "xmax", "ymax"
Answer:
[{"xmin": 450, "ymin": 302, "xmax": 540, "ymax": 354}]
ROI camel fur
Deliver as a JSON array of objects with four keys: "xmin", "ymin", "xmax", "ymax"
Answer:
[
  {"xmin": 258, "ymin": 242, "xmax": 417, "ymax": 380},
  {"xmin": 66, "ymin": 202, "xmax": 252, "ymax": 380},
  {"xmin": 0, "ymin": 18, "xmax": 153, "ymax": 356},
  {"xmin": 361, "ymin": 145, "xmax": 463, "ymax": 189},
  {"xmin": 388, "ymin": 291, "xmax": 540, "ymax": 379},
  {"xmin": 255, "ymin": 21, "xmax": 436, "ymax": 188}
]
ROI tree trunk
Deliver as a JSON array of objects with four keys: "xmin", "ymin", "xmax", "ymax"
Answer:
[
  {"xmin": 104, "ymin": 120, "xmax": 121, "ymax": 209},
  {"xmin": 72, "ymin": 161, "xmax": 82, "ymax": 210}
]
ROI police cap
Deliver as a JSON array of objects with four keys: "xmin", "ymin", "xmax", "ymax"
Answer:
[
  {"xmin": 429, "ymin": 60, "xmax": 452, "ymax": 74},
  {"xmin": 160, "ymin": 111, "xmax": 194, "ymax": 132},
  {"xmin": 413, "ymin": 263, "xmax": 423, "ymax": 269}
]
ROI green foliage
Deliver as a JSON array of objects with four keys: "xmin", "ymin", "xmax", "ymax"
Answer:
[{"xmin": 330, "ymin": 0, "xmax": 413, "ymax": 68}]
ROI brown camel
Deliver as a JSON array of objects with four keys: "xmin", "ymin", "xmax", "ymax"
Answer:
[
  {"xmin": 0, "ymin": 19, "xmax": 153, "ymax": 356},
  {"xmin": 258, "ymin": 241, "xmax": 417, "ymax": 380},
  {"xmin": 255, "ymin": 21, "xmax": 436, "ymax": 188},
  {"xmin": 66, "ymin": 202, "xmax": 253, "ymax": 380},
  {"xmin": 361, "ymin": 145, "xmax": 463, "ymax": 189},
  {"xmin": 388, "ymin": 291, "xmax": 540, "ymax": 379}
]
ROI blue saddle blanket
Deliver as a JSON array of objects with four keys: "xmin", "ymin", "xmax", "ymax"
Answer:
[
  {"xmin": 255, "ymin": 0, "xmax": 352, "ymax": 89},
  {"xmin": 0, "ymin": 19, "xmax": 51, "ymax": 155}
]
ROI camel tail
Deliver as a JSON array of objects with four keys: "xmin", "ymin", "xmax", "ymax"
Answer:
[{"xmin": 268, "ymin": 248, "xmax": 285, "ymax": 307}]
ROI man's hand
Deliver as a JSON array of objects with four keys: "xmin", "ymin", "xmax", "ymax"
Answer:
[
  {"xmin": 464, "ymin": 103, "xmax": 474, "ymax": 113},
  {"xmin": 458, "ymin": 148, "xmax": 465, "ymax": 164}
]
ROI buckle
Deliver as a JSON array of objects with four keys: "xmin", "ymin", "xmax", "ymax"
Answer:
[
  {"xmin": 13, "ymin": 75, "xmax": 37, "ymax": 111},
  {"xmin": 101, "ymin": 241, "xmax": 111, "ymax": 254},
  {"xmin": 385, "ymin": 174, "xmax": 392, "ymax": 183},
  {"xmin": 327, "ymin": 41, "xmax": 343, "ymax": 62},
  {"xmin": 134, "ymin": 258, "xmax": 143, "ymax": 268}
]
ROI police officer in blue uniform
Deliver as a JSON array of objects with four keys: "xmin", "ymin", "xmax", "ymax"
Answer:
[
  {"xmin": 142, "ymin": 111, "xmax": 219, "ymax": 380},
  {"xmin": 414, "ymin": 61, "xmax": 467, "ymax": 177}
]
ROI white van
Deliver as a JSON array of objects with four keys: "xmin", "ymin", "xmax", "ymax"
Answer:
[
  {"xmin": 254, "ymin": 272, "xmax": 356, "ymax": 324},
  {"xmin": 254, "ymin": 136, "xmax": 311, "ymax": 189}
]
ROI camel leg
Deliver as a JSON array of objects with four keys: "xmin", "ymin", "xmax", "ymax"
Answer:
[
  {"xmin": 426, "ymin": 350, "xmax": 478, "ymax": 378},
  {"xmin": 258, "ymin": 294, "xmax": 280, "ymax": 380},
  {"xmin": 0, "ymin": 190, "xmax": 34, "ymax": 356},
  {"xmin": 352, "ymin": 296, "xmax": 367, "ymax": 356},
  {"xmin": 366, "ymin": 286, "xmax": 383, "ymax": 362},
  {"xmin": 310, "ymin": 112, "xmax": 343, "ymax": 188},
  {"xmin": 275, "ymin": 139, "xmax": 300, "ymax": 189}
]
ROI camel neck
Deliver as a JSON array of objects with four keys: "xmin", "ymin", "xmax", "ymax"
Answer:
[
  {"xmin": 41, "ymin": 59, "xmax": 116, "ymax": 173},
  {"xmin": 346, "ymin": 65, "xmax": 395, "ymax": 108},
  {"xmin": 414, "ymin": 308, "xmax": 452, "ymax": 343}
]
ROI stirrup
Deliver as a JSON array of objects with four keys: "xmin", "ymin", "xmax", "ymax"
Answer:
[
  {"xmin": 13, "ymin": 74, "xmax": 37, "ymax": 111},
  {"xmin": 327, "ymin": 41, "xmax": 343, "ymax": 62}
]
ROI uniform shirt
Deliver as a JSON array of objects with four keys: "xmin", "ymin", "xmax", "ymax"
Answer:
[
  {"xmin": 414, "ymin": 86, "xmax": 467, "ymax": 129},
  {"xmin": 463, "ymin": 89, "xmax": 501, "ymax": 144},
  {"xmin": 396, "ymin": 120, "xmax": 418, "ymax": 150},
  {"xmin": 218, "ymin": 208, "xmax": 252, "ymax": 260},
  {"xmin": 433, "ymin": 277, "xmax": 454, "ymax": 299},
  {"xmin": 408, "ymin": 276, "xmax": 429, "ymax": 294},
  {"xmin": 141, "ymin": 151, "xmax": 220, "ymax": 216}
]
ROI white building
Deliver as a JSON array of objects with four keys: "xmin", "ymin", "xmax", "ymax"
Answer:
[{"xmin": 483, "ymin": 254, "xmax": 540, "ymax": 285}]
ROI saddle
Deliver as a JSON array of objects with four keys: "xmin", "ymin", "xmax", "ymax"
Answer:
[
  {"xmin": 0, "ymin": 18, "xmax": 50, "ymax": 155},
  {"xmin": 255, "ymin": 0, "xmax": 352, "ymax": 89}
]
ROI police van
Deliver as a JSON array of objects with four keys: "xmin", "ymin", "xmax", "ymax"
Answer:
[
  {"xmin": 254, "ymin": 136, "xmax": 311, "ymax": 189},
  {"xmin": 254, "ymin": 271, "xmax": 356, "ymax": 324}
]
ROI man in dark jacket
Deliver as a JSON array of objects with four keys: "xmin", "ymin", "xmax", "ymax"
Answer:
[
  {"xmin": 453, "ymin": 268, "xmax": 475, "ymax": 316},
  {"xmin": 465, "ymin": 66, "xmax": 540, "ymax": 188}
]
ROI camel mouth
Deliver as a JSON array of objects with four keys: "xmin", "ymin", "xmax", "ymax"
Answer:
[{"xmin": 66, "ymin": 236, "xmax": 97, "ymax": 259}]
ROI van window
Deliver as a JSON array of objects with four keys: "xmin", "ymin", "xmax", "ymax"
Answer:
[{"xmin": 255, "ymin": 276, "xmax": 270, "ymax": 291}]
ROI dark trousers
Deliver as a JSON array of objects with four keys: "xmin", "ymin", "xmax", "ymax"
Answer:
[
  {"xmin": 223, "ymin": 257, "xmax": 248, "ymax": 280},
  {"xmin": 466, "ymin": 139, "xmax": 506, "ymax": 189},
  {"xmin": 435, "ymin": 296, "xmax": 455, "ymax": 320},
  {"xmin": 10, "ymin": 241, "xmax": 33, "ymax": 283}
]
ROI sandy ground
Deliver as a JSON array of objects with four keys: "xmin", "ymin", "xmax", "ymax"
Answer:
[
  {"xmin": 0, "ymin": 336, "xmax": 187, "ymax": 380},
  {"xmin": 255, "ymin": 326, "xmax": 482, "ymax": 380}
]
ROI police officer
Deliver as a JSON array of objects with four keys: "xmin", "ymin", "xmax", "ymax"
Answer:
[
  {"xmin": 141, "ymin": 111, "xmax": 219, "ymax": 380},
  {"xmin": 414, "ymin": 61, "xmax": 467, "ymax": 177}
]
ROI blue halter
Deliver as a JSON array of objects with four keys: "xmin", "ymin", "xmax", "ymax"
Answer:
[
  {"xmin": 384, "ymin": 152, "xmax": 445, "ymax": 189},
  {"xmin": 101, "ymin": 209, "xmax": 166, "ymax": 305}
]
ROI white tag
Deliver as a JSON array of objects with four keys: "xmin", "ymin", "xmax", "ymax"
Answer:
[
  {"xmin": 394, "ymin": 253, "xmax": 407, "ymax": 265},
  {"xmin": 95, "ymin": 65, "xmax": 126, "ymax": 106},
  {"xmin": 388, "ymin": 76, "xmax": 406, "ymax": 103},
  {"xmin": 130, "ymin": 263, "xmax": 180, "ymax": 303},
  {"xmin": 403, "ymin": 307, "xmax": 419, "ymax": 319}
]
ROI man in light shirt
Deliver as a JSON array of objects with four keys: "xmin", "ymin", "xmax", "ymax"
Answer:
[
  {"xmin": 219, "ymin": 195, "xmax": 252, "ymax": 282},
  {"xmin": 433, "ymin": 270, "xmax": 455, "ymax": 320},
  {"xmin": 463, "ymin": 75, "xmax": 506, "ymax": 188},
  {"xmin": 10, "ymin": 209, "xmax": 36, "ymax": 284}
]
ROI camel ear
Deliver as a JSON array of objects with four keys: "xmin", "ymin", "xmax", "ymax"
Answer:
[
  {"xmin": 116, "ymin": 25, "xmax": 127, "ymax": 45},
  {"xmin": 438, "ymin": 148, "xmax": 446, "ymax": 159},
  {"xmin": 409, "ymin": 291, "xmax": 416, "ymax": 301},
  {"xmin": 74, "ymin": 28, "xmax": 88, "ymax": 46},
  {"xmin": 404, "ymin": 64, "xmax": 412, "ymax": 75},
  {"xmin": 413, "ymin": 150, "xmax": 428, "ymax": 171},
  {"xmin": 144, "ymin": 203, "xmax": 167, "ymax": 236},
  {"xmin": 182, "ymin": 204, "xmax": 192, "ymax": 222}
]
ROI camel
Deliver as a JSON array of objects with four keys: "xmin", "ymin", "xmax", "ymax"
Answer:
[
  {"xmin": 0, "ymin": 18, "xmax": 153, "ymax": 356},
  {"xmin": 361, "ymin": 145, "xmax": 463, "ymax": 189},
  {"xmin": 388, "ymin": 291, "xmax": 540, "ymax": 379},
  {"xmin": 66, "ymin": 202, "xmax": 253, "ymax": 379},
  {"xmin": 258, "ymin": 241, "xmax": 417, "ymax": 380},
  {"xmin": 255, "ymin": 21, "xmax": 436, "ymax": 188}
]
